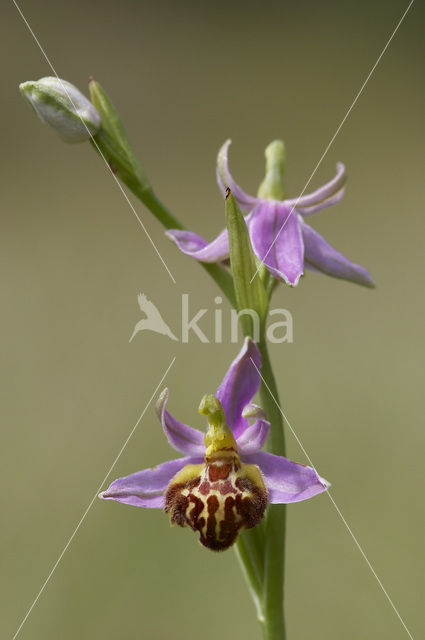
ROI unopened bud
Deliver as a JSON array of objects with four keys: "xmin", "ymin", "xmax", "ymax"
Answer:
[{"xmin": 19, "ymin": 76, "xmax": 101, "ymax": 143}]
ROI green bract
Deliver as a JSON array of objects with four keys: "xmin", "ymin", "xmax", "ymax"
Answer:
[
  {"xmin": 89, "ymin": 79, "xmax": 149, "ymax": 190},
  {"xmin": 225, "ymin": 190, "xmax": 268, "ymax": 337}
]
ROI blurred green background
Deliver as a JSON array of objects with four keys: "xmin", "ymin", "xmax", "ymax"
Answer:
[{"xmin": 1, "ymin": 0, "xmax": 424, "ymax": 638}]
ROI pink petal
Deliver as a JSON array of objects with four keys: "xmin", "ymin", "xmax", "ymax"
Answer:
[
  {"xmin": 166, "ymin": 228, "xmax": 229, "ymax": 263},
  {"xmin": 244, "ymin": 451, "xmax": 328, "ymax": 503},
  {"xmin": 216, "ymin": 337, "xmax": 262, "ymax": 438},
  {"xmin": 236, "ymin": 406, "xmax": 270, "ymax": 455},
  {"xmin": 301, "ymin": 220, "xmax": 375, "ymax": 288},
  {"xmin": 295, "ymin": 187, "xmax": 345, "ymax": 216},
  {"xmin": 100, "ymin": 456, "xmax": 203, "ymax": 509},
  {"xmin": 250, "ymin": 202, "xmax": 304, "ymax": 286},
  {"xmin": 286, "ymin": 163, "xmax": 346, "ymax": 214},
  {"xmin": 216, "ymin": 140, "xmax": 261, "ymax": 212},
  {"xmin": 156, "ymin": 388, "xmax": 205, "ymax": 456}
]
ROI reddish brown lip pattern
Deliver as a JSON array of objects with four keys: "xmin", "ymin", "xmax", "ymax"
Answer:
[{"xmin": 165, "ymin": 459, "xmax": 267, "ymax": 551}]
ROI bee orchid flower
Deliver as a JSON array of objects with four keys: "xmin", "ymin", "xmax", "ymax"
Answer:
[
  {"xmin": 166, "ymin": 140, "xmax": 374, "ymax": 288},
  {"xmin": 101, "ymin": 338, "xmax": 328, "ymax": 551}
]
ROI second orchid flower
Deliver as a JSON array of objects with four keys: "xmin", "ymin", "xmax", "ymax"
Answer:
[{"xmin": 167, "ymin": 140, "xmax": 374, "ymax": 288}]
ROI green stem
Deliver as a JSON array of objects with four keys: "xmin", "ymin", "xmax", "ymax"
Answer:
[
  {"xmin": 258, "ymin": 339, "xmax": 285, "ymax": 455},
  {"xmin": 130, "ymin": 183, "xmax": 184, "ymax": 231},
  {"xmin": 234, "ymin": 532, "xmax": 265, "ymax": 624},
  {"xmin": 258, "ymin": 338, "xmax": 286, "ymax": 640},
  {"xmin": 237, "ymin": 521, "xmax": 266, "ymax": 593}
]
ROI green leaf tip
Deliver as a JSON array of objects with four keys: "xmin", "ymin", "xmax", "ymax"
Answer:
[{"xmin": 225, "ymin": 191, "xmax": 268, "ymax": 338}]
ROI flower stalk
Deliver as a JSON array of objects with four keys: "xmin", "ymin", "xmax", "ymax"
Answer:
[
  {"xmin": 225, "ymin": 189, "xmax": 287, "ymax": 638},
  {"xmin": 258, "ymin": 338, "xmax": 287, "ymax": 640}
]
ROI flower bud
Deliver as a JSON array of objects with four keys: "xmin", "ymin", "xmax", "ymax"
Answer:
[{"xmin": 19, "ymin": 77, "xmax": 101, "ymax": 143}]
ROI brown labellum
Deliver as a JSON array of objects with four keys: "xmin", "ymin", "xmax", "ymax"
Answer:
[{"xmin": 165, "ymin": 458, "xmax": 267, "ymax": 551}]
